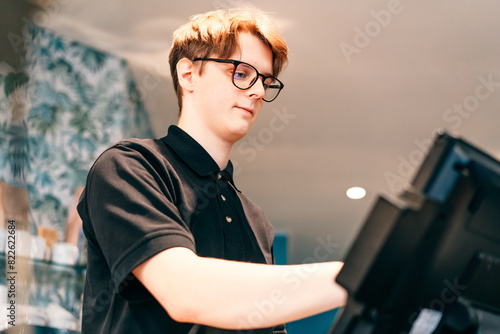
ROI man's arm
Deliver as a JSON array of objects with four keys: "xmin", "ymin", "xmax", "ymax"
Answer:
[{"xmin": 133, "ymin": 246, "xmax": 347, "ymax": 330}]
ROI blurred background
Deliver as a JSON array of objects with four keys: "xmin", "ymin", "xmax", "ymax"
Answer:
[
  {"xmin": 3, "ymin": 0, "xmax": 500, "ymax": 276},
  {"xmin": 2, "ymin": 0, "xmax": 500, "ymax": 332}
]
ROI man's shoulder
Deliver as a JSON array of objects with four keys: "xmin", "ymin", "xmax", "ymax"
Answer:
[
  {"xmin": 113, "ymin": 137, "xmax": 166, "ymax": 153},
  {"xmin": 86, "ymin": 137, "xmax": 176, "ymax": 177},
  {"xmin": 98, "ymin": 137, "xmax": 169, "ymax": 162}
]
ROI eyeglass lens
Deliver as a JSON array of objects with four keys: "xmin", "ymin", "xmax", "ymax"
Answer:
[{"xmin": 233, "ymin": 63, "xmax": 281, "ymax": 102}]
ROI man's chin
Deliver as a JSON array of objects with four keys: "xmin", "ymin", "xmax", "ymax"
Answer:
[{"xmin": 227, "ymin": 126, "xmax": 252, "ymax": 143}]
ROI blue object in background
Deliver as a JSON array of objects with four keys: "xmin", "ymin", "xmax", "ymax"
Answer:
[
  {"xmin": 287, "ymin": 309, "xmax": 339, "ymax": 334},
  {"xmin": 273, "ymin": 230, "xmax": 289, "ymax": 266},
  {"xmin": 273, "ymin": 231, "xmax": 340, "ymax": 334}
]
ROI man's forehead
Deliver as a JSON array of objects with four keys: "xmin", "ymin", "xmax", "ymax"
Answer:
[{"xmin": 233, "ymin": 33, "xmax": 274, "ymax": 75}]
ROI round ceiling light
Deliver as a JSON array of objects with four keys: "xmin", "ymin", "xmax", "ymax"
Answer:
[{"xmin": 346, "ymin": 187, "xmax": 366, "ymax": 199}]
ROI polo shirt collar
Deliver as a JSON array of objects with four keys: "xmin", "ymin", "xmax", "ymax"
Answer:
[{"xmin": 161, "ymin": 125, "xmax": 237, "ymax": 184}]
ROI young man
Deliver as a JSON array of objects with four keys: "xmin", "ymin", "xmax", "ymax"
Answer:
[{"xmin": 77, "ymin": 9, "xmax": 347, "ymax": 334}]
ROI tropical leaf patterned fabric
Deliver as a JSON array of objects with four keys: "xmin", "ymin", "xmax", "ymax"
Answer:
[{"xmin": 0, "ymin": 25, "xmax": 153, "ymax": 238}]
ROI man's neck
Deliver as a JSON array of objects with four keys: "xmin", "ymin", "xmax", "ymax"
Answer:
[{"xmin": 177, "ymin": 119, "xmax": 232, "ymax": 170}]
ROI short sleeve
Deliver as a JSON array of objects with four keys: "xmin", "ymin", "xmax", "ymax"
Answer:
[{"xmin": 80, "ymin": 142, "xmax": 196, "ymax": 300}]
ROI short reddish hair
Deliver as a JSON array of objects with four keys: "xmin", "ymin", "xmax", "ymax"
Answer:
[{"xmin": 169, "ymin": 9, "xmax": 289, "ymax": 111}]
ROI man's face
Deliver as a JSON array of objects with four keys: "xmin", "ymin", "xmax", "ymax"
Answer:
[{"xmin": 192, "ymin": 32, "xmax": 274, "ymax": 143}]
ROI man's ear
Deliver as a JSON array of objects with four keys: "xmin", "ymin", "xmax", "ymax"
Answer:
[{"xmin": 176, "ymin": 58, "xmax": 196, "ymax": 93}]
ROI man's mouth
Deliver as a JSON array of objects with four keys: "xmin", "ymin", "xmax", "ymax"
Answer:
[{"xmin": 235, "ymin": 106, "xmax": 254, "ymax": 115}]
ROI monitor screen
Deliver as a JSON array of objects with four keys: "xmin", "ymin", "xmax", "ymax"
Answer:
[{"xmin": 329, "ymin": 131, "xmax": 500, "ymax": 334}]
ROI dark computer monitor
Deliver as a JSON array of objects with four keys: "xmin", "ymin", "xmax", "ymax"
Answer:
[{"xmin": 329, "ymin": 130, "xmax": 500, "ymax": 334}]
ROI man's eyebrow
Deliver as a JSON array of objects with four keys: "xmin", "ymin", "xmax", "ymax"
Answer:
[
  {"xmin": 256, "ymin": 65, "xmax": 273, "ymax": 77},
  {"xmin": 258, "ymin": 67, "xmax": 273, "ymax": 77}
]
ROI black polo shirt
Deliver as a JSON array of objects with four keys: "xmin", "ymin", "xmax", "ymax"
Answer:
[{"xmin": 77, "ymin": 125, "xmax": 285, "ymax": 334}]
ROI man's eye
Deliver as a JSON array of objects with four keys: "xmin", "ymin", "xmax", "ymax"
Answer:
[{"xmin": 234, "ymin": 71, "xmax": 247, "ymax": 80}]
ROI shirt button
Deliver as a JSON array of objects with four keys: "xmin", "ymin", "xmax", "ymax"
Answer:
[
  {"xmin": 221, "ymin": 195, "xmax": 226, "ymax": 201},
  {"xmin": 217, "ymin": 173, "xmax": 222, "ymax": 180},
  {"xmin": 226, "ymin": 216, "xmax": 232, "ymax": 223}
]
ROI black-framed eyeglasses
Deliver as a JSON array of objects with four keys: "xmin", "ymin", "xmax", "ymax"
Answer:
[{"xmin": 193, "ymin": 58, "xmax": 284, "ymax": 102}]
